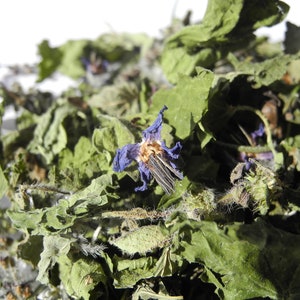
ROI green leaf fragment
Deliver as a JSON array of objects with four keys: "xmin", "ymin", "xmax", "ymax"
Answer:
[
  {"xmin": 37, "ymin": 235, "xmax": 72, "ymax": 284},
  {"xmin": 286, "ymin": 59, "xmax": 300, "ymax": 85},
  {"xmin": 154, "ymin": 246, "xmax": 183, "ymax": 277},
  {"xmin": 7, "ymin": 209, "xmax": 44, "ymax": 232},
  {"xmin": 280, "ymin": 135, "xmax": 300, "ymax": 171},
  {"xmin": 92, "ymin": 114, "xmax": 136, "ymax": 154},
  {"xmin": 132, "ymin": 282, "xmax": 184, "ymax": 300},
  {"xmin": 8, "ymin": 175, "xmax": 114, "ymax": 237},
  {"xmin": 37, "ymin": 40, "xmax": 63, "ymax": 81},
  {"xmin": 113, "ymin": 256, "xmax": 157, "ymax": 288},
  {"xmin": 57, "ymin": 136, "xmax": 106, "ymax": 184},
  {"xmin": 58, "ymin": 39, "xmax": 90, "ymax": 79},
  {"xmin": 58, "ymin": 255, "xmax": 106, "ymax": 300},
  {"xmin": 172, "ymin": 219, "xmax": 300, "ymax": 299},
  {"xmin": 160, "ymin": 47, "xmax": 217, "ymax": 84},
  {"xmin": 40, "ymin": 202, "xmax": 76, "ymax": 232},
  {"xmin": 151, "ymin": 71, "xmax": 214, "ymax": 140},
  {"xmin": 227, "ymin": 52, "xmax": 300, "ymax": 87},
  {"xmin": 93, "ymin": 32, "xmax": 153, "ymax": 61},
  {"xmin": 67, "ymin": 174, "xmax": 113, "ymax": 214},
  {"xmin": 37, "ymin": 32, "xmax": 153, "ymax": 81},
  {"xmin": 161, "ymin": 0, "xmax": 289, "ymax": 83},
  {"xmin": 110, "ymin": 225, "xmax": 168, "ymax": 256},
  {"xmin": 27, "ymin": 101, "xmax": 76, "ymax": 164},
  {"xmin": 88, "ymin": 82, "xmax": 142, "ymax": 117},
  {"xmin": 0, "ymin": 166, "xmax": 8, "ymax": 199}
]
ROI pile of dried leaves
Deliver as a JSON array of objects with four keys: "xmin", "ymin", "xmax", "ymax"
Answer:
[{"xmin": 1, "ymin": 0, "xmax": 300, "ymax": 299}]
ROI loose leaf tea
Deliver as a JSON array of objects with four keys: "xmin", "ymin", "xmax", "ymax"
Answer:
[{"xmin": 1, "ymin": 0, "xmax": 300, "ymax": 299}]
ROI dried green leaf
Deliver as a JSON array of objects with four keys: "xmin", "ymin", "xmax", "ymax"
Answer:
[
  {"xmin": 0, "ymin": 166, "xmax": 8, "ymax": 199},
  {"xmin": 113, "ymin": 256, "xmax": 157, "ymax": 288},
  {"xmin": 92, "ymin": 114, "xmax": 135, "ymax": 154},
  {"xmin": 36, "ymin": 236, "xmax": 72, "ymax": 284},
  {"xmin": 227, "ymin": 52, "xmax": 300, "ymax": 88},
  {"xmin": 8, "ymin": 175, "xmax": 113, "ymax": 235},
  {"xmin": 161, "ymin": 0, "xmax": 289, "ymax": 82},
  {"xmin": 58, "ymin": 39, "xmax": 90, "ymax": 78},
  {"xmin": 34, "ymin": 201, "xmax": 76, "ymax": 234},
  {"xmin": 154, "ymin": 247, "xmax": 183, "ymax": 277},
  {"xmin": 58, "ymin": 255, "xmax": 106, "ymax": 300},
  {"xmin": 67, "ymin": 174, "xmax": 114, "ymax": 215},
  {"xmin": 7, "ymin": 209, "xmax": 44, "ymax": 232},
  {"xmin": 280, "ymin": 135, "xmax": 300, "ymax": 171},
  {"xmin": 132, "ymin": 282, "xmax": 183, "ymax": 300},
  {"xmin": 37, "ymin": 40, "xmax": 63, "ymax": 81},
  {"xmin": 286, "ymin": 59, "xmax": 300, "ymax": 84},
  {"xmin": 151, "ymin": 70, "xmax": 214, "ymax": 140},
  {"xmin": 27, "ymin": 101, "xmax": 76, "ymax": 164},
  {"xmin": 170, "ymin": 219, "xmax": 300, "ymax": 299},
  {"xmin": 110, "ymin": 225, "xmax": 168, "ymax": 256},
  {"xmin": 58, "ymin": 136, "xmax": 105, "ymax": 182}
]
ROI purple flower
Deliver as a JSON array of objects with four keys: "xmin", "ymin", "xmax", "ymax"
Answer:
[
  {"xmin": 250, "ymin": 123, "xmax": 265, "ymax": 142},
  {"xmin": 113, "ymin": 106, "xmax": 183, "ymax": 194},
  {"xmin": 81, "ymin": 54, "xmax": 109, "ymax": 75},
  {"xmin": 239, "ymin": 123, "xmax": 273, "ymax": 170}
]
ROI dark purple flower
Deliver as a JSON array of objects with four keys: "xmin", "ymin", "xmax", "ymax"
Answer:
[
  {"xmin": 239, "ymin": 123, "xmax": 274, "ymax": 170},
  {"xmin": 81, "ymin": 55, "xmax": 109, "ymax": 75},
  {"xmin": 250, "ymin": 123, "xmax": 265, "ymax": 142},
  {"xmin": 113, "ymin": 106, "xmax": 183, "ymax": 194}
]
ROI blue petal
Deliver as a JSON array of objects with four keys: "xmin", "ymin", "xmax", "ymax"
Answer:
[
  {"xmin": 135, "ymin": 161, "xmax": 152, "ymax": 191},
  {"xmin": 113, "ymin": 143, "xmax": 140, "ymax": 172},
  {"xmin": 161, "ymin": 141, "xmax": 182, "ymax": 160},
  {"xmin": 161, "ymin": 141, "xmax": 183, "ymax": 179},
  {"xmin": 255, "ymin": 152, "xmax": 274, "ymax": 160},
  {"xmin": 142, "ymin": 105, "xmax": 168, "ymax": 141},
  {"xmin": 251, "ymin": 123, "xmax": 265, "ymax": 140}
]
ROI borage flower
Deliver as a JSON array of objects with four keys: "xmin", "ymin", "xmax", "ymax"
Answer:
[
  {"xmin": 113, "ymin": 106, "xmax": 183, "ymax": 194},
  {"xmin": 239, "ymin": 123, "xmax": 274, "ymax": 170}
]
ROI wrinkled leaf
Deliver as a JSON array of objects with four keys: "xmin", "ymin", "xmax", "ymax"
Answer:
[
  {"xmin": 161, "ymin": 0, "xmax": 289, "ymax": 82},
  {"xmin": 37, "ymin": 236, "xmax": 72, "ymax": 284},
  {"xmin": 132, "ymin": 282, "xmax": 183, "ymax": 300},
  {"xmin": 58, "ymin": 39, "xmax": 90, "ymax": 78},
  {"xmin": 58, "ymin": 136, "xmax": 105, "ymax": 181},
  {"xmin": 7, "ymin": 209, "xmax": 44, "ymax": 232},
  {"xmin": 67, "ymin": 174, "xmax": 114, "ymax": 215},
  {"xmin": 110, "ymin": 225, "xmax": 168, "ymax": 256},
  {"xmin": 227, "ymin": 52, "xmax": 300, "ymax": 87},
  {"xmin": 27, "ymin": 100, "xmax": 76, "ymax": 164},
  {"xmin": 171, "ymin": 218, "xmax": 300, "ymax": 299},
  {"xmin": 113, "ymin": 256, "xmax": 157, "ymax": 288},
  {"xmin": 58, "ymin": 255, "xmax": 106, "ymax": 300},
  {"xmin": 92, "ymin": 114, "xmax": 136, "ymax": 154},
  {"xmin": 37, "ymin": 40, "xmax": 63, "ymax": 81},
  {"xmin": 151, "ymin": 70, "xmax": 214, "ymax": 140}
]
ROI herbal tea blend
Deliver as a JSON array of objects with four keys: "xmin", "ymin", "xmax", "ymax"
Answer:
[{"xmin": 1, "ymin": 1, "xmax": 300, "ymax": 299}]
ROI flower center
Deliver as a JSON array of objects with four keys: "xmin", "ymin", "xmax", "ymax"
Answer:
[{"xmin": 138, "ymin": 140, "xmax": 163, "ymax": 163}]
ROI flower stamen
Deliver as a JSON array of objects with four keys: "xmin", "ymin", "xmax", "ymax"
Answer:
[{"xmin": 138, "ymin": 140, "xmax": 163, "ymax": 164}]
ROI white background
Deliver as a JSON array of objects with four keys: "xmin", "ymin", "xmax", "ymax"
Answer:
[{"xmin": 0, "ymin": 0, "xmax": 299, "ymax": 65}]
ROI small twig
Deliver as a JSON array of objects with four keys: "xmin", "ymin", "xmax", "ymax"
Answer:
[
  {"xmin": 19, "ymin": 183, "xmax": 71, "ymax": 195},
  {"xmin": 214, "ymin": 140, "xmax": 271, "ymax": 153}
]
